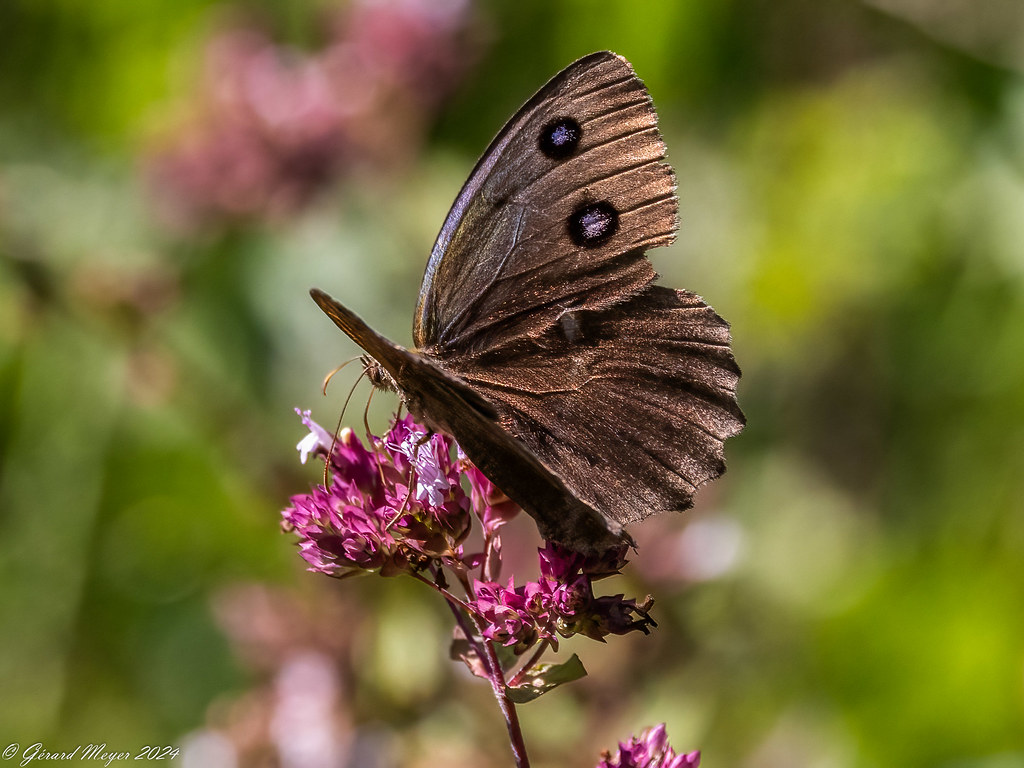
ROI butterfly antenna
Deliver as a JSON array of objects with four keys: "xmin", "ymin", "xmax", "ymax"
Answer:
[
  {"xmin": 385, "ymin": 435, "xmax": 421, "ymax": 533},
  {"xmin": 364, "ymin": 385, "xmax": 393, "ymax": 493},
  {"xmin": 379, "ymin": 402, "xmax": 432, "ymax": 530},
  {"xmin": 321, "ymin": 357, "xmax": 360, "ymax": 396},
  {"xmin": 363, "ymin": 385, "xmax": 378, "ymax": 444},
  {"xmin": 322, "ymin": 365, "xmax": 369, "ymax": 488},
  {"xmin": 385, "ymin": 475, "xmax": 415, "ymax": 532},
  {"xmin": 363, "ymin": 389, "xmax": 417, "ymax": 522}
]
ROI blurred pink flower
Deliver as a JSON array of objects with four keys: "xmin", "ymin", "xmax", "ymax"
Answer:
[
  {"xmin": 193, "ymin": 583, "xmax": 367, "ymax": 768},
  {"xmin": 147, "ymin": 0, "xmax": 477, "ymax": 230},
  {"xmin": 597, "ymin": 724, "xmax": 700, "ymax": 768}
]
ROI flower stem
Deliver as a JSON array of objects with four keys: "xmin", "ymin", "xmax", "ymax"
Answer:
[
  {"xmin": 507, "ymin": 639, "xmax": 550, "ymax": 688},
  {"xmin": 476, "ymin": 619, "xmax": 530, "ymax": 768},
  {"xmin": 410, "ymin": 570, "xmax": 474, "ymax": 612},
  {"xmin": 437, "ymin": 591, "xmax": 531, "ymax": 767}
]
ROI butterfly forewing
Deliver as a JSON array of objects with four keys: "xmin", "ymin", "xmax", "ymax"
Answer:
[{"xmin": 414, "ymin": 52, "xmax": 677, "ymax": 352}]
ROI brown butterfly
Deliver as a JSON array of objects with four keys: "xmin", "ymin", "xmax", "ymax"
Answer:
[{"xmin": 311, "ymin": 51, "xmax": 745, "ymax": 553}]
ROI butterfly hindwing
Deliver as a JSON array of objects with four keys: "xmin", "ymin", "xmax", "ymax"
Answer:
[{"xmin": 446, "ymin": 287, "xmax": 745, "ymax": 528}]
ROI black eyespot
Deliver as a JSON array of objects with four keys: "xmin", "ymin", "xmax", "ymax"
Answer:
[
  {"xmin": 539, "ymin": 117, "xmax": 581, "ymax": 160},
  {"xmin": 568, "ymin": 201, "xmax": 619, "ymax": 247}
]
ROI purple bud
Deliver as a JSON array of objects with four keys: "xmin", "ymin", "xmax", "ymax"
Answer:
[{"xmin": 595, "ymin": 724, "xmax": 699, "ymax": 768}]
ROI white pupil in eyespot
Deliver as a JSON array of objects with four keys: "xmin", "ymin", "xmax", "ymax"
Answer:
[
  {"xmin": 580, "ymin": 208, "xmax": 612, "ymax": 238},
  {"xmin": 550, "ymin": 125, "xmax": 573, "ymax": 145}
]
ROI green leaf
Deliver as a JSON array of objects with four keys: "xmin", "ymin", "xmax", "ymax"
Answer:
[
  {"xmin": 506, "ymin": 654, "xmax": 587, "ymax": 703},
  {"xmin": 450, "ymin": 635, "xmax": 518, "ymax": 680}
]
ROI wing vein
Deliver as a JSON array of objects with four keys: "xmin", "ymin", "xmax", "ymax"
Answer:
[
  {"xmin": 515, "ymin": 126, "xmax": 664, "ymax": 203},
  {"xmin": 586, "ymin": 95, "xmax": 653, "ymax": 122},
  {"xmin": 440, "ymin": 204, "xmax": 529, "ymax": 340},
  {"xmin": 569, "ymin": 72, "xmax": 637, "ymax": 100}
]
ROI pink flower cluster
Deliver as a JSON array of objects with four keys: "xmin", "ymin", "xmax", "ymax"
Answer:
[
  {"xmin": 472, "ymin": 542, "xmax": 654, "ymax": 652},
  {"xmin": 283, "ymin": 411, "xmax": 654, "ymax": 652},
  {"xmin": 283, "ymin": 411, "xmax": 473, "ymax": 576},
  {"xmin": 148, "ymin": 0, "xmax": 476, "ymax": 230},
  {"xmin": 597, "ymin": 724, "xmax": 701, "ymax": 768}
]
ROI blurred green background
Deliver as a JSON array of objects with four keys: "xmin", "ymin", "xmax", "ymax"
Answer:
[{"xmin": 2, "ymin": 0, "xmax": 1023, "ymax": 766}]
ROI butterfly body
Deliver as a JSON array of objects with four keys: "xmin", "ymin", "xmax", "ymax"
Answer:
[{"xmin": 312, "ymin": 52, "xmax": 744, "ymax": 553}]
